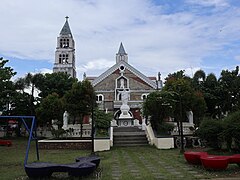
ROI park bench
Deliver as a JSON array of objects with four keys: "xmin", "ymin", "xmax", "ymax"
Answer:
[
  {"xmin": 25, "ymin": 155, "xmax": 100, "ymax": 178},
  {"xmin": 184, "ymin": 151, "xmax": 240, "ymax": 170}
]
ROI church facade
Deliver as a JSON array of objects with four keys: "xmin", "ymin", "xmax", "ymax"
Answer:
[
  {"xmin": 86, "ymin": 43, "xmax": 162, "ymax": 121},
  {"xmin": 53, "ymin": 17, "xmax": 162, "ymax": 122}
]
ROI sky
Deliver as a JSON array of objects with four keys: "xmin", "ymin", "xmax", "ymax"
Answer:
[{"xmin": 1, "ymin": 0, "xmax": 240, "ymax": 81}]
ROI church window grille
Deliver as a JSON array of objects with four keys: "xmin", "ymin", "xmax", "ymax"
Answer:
[
  {"xmin": 60, "ymin": 38, "xmax": 70, "ymax": 48},
  {"xmin": 59, "ymin": 54, "xmax": 69, "ymax": 64}
]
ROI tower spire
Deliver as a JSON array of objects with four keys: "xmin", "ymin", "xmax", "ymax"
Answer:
[
  {"xmin": 116, "ymin": 42, "xmax": 128, "ymax": 63},
  {"xmin": 60, "ymin": 16, "xmax": 72, "ymax": 36},
  {"xmin": 118, "ymin": 42, "xmax": 127, "ymax": 55}
]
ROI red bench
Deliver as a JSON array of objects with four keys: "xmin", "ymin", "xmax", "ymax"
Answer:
[
  {"xmin": 184, "ymin": 151, "xmax": 208, "ymax": 165},
  {"xmin": 184, "ymin": 151, "xmax": 240, "ymax": 170},
  {"xmin": 0, "ymin": 140, "xmax": 12, "ymax": 146}
]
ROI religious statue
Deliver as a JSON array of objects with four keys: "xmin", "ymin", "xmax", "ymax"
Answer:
[
  {"xmin": 121, "ymin": 89, "xmax": 130, "ymax": 105},
  {"xmin": 187, "ymin": 111, "xmax": 193, "ymax": 124},
  {"xmin": 120, "ymin": 78, "xmax": 125, "ymax": 88},
  {"xmin": 63, "ymin": 111, "xmax": 69, "ymax": 129}
]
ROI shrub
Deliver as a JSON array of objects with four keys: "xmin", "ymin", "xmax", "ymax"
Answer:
[
  {"xmin": 221, "ymin": 110, "xmax": 240, "ymax": 151},
  {"xmin": 196, "ymin": 118, "xmax": 223, "ymax": 149}
]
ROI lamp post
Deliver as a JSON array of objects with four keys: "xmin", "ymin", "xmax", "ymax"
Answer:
[
  {"xmin": 179, "ymin": 95, "xmax": 185, "ymax": 153},
  {"xmin": 6, "ymin": 93, "xmax": 10, "ymax": 115},
  {"xmin": 91, "ymin": 96, "xmax": 95, "ymax": 155}
]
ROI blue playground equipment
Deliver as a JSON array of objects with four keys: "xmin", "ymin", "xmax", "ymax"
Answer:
[{"xmin": 0, "ymin": 116, "xmax": 100, "ymax": 178}]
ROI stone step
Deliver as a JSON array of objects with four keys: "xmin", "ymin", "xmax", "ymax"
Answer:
[
  {"xmin": 113, "ymin": 132, "xmax": 146, "ymax": 136},
  {"xmin": 114, "ymin": 136, "xmax": 147, "ymax": 140},
  {"xmin": 114, "ymin": 143, "xmax": 149, "ymax": 147},
  {"xmin": 114, "ymin": 140, "xmax": 148, "ymax": 144},
  {"xmin": 113, "ymin": 126, "xmax": 148, "ymax": 147},
  {"xmin": 113, "ymin": 127, "xmax": 143, "ymax": 132}
]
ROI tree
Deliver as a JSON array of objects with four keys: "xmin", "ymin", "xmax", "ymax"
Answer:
[
  {"xmin": 143, "ymin": 90, "xmax": 174, "ymax": 134},
  {"xmin": 192, "ymin": 70, "xmax": 206, "ymax": 91},
  {"xmin": 203, "ymin": 73, "xmax": 220, "ymax": 118},
  {"xmin": 15, "ymin": 73, "xmax": 44, "ymax": 115},
  {"xmin": 94, "ymin": 109, "xmax": 112, "ymax": 137},
  {"xmin": 38, "ymin": 72, "xmax": 77, "ymax": 98},
  {"xmin": 218, "ymin": 66, "xmax": 240, "ymax": 114},
  {"xmin": 36, "ymin": 93, "xmax": 64, "ymax": 126},
  {"xmin": 64, "ymin": 80, "xmax": 96, "ymax": 123},
  {"xmin": 63, "ymin": 80, "xmax": 96, "ymax": 137},
  {"xmin": 0, "ymin": 58, "xmax": 16, "ymax": 114},
  {"xmin": 164, "ymin": 71, "xmax": 206, "ymax": 125}
]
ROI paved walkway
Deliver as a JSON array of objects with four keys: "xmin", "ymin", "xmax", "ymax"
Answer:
[{"xmin": 109, "ymin": 147, "xmax": 205, "ymax": 180}]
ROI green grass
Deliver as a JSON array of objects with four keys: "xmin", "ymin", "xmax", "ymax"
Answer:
[{"xmin": 1, "ymin": 138, "xmax": 240, "ymax": 179}]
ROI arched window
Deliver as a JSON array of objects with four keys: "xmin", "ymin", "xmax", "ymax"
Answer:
[
  {"xmin": 96, "ymin": 94, "xmax": 104, "ymax": 102},
  {"xmin": 141, "ymin": 93, "xmax": 149, "ymax": 100}
]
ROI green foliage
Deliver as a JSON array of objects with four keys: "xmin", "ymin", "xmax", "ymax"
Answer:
[
  {"xmin": 196, "ymin": 118, "xmax": 224, "ymax": 149},
  {"xmin": 36, "ymin": 93, "xmax": 64, "ymax": 126},
  {"xmin": 51, "ymin": 128, "xmax": 66, "ymax": 139},
  {"xmin": 94, "ymin": 109, "xmax": 112, "ymax": 129},
  {"xmin": 143, "ymin": 90, "xmax": 174, "ymax": 134},
  {"xmin": 164, "ymin": 72, "xmax": 206, "ymax": 125},
  {"xmin": 94, "ymin": 109, "xmax": 112, "ymax": 137},
  {"xmin": 0, "ymin": 58, "xmax": 16, "ymax": 114},
  {"xmin": 63, "ymin": 80, "xmax": 96, "ymax": 123},
  {"xmin": 38, "ymin": 72, "xmax": 77, "ymax": 98},
  {"xmin": 218, "ymin": 66, "xmax": 240, "ymax": 114},
  {"xmin": 221, "ymin": 110, "xmax": 240, "ymax": 151}
]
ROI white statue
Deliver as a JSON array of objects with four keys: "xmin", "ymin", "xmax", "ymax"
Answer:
[
  {"xmin": 121, "ymin": 89, "xmax": 130, "ymax": 105},
  {"xmin": 63, "ymin": 111, "xmax": 69, "ymax": 129},
  {"xmin": 119, "ymin": 89, "xmax": 132, "ymax": 120},
  {"xmin": 187, "ymin": 111, "xmax": 193, "ymax": 124},
  {"xmin": 120, "ymin": 78, "xmax": 125, "ymax": 88}
]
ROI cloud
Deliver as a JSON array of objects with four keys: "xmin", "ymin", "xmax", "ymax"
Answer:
[
  {"xmin": 235, "ymin": 55, "xmax": 240, "ymax": 61},
  {"xmin": 0, "ymin": 0, "xmax": 240, "ymax": 80},
  {"xmin": 186, "ymin": 0, "xmax": 229, "ymax": 7}
]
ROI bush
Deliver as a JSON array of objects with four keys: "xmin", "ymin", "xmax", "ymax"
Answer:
[
  {"xmin": 221, "ymin": 110, "xmax": 240, "ymax": 151},
  {"xmin": 196, "ymin": 118, "xmax": 223, "ymax": 149}
]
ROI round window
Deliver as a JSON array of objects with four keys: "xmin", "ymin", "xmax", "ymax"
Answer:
[{"xmin": 119, "ymin": 65, "xmax": 125, "ymax": 71}]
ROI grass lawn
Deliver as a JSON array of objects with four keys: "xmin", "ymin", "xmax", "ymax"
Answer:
[{"xmin": 1, "ymin": 137, "xmax": 240, "ymax": 179}]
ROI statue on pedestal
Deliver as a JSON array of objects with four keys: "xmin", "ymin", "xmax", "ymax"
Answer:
[{"xmin": 119, "ymin": 89, "xmax": 132, "ymax": 120}]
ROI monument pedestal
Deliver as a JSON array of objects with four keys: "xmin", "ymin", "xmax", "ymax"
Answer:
[{"xmin": 118, "ymin": 119, "xmax": 133, "ymax": 127}]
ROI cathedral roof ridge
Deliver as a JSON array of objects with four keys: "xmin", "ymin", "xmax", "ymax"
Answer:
[{"xmin": 60, "ymin": 16, "xmax": 72, "ymax": 36}]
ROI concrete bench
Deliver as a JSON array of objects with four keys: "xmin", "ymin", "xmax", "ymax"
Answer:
[
  {"xmin": 184, "ymin": 151, "xmax": 240, "ymax": 170},
  {"xmin": 25, "ymin": 155, "xmax": 100, "ymax": 178},
  {"xmin": 184, "ymin": 151, "xmax": 208, "ymax": 165}
]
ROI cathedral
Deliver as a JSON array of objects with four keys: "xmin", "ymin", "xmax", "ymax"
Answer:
[{"xmin": 53, "ymin": 17, "xmax": 162, "ymax": 123}]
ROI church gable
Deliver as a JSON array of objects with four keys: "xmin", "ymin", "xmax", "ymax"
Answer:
[
  {"xmin": 123, "ymin": 69, "xmax": 154, "ymax": 90},
  {"xmin": 94, "ymin": 70, "xmax": 119, "ymax": 91},
  {"xmin": 92, "ymin": 61, "xmax": 157, "ymax": 89}
]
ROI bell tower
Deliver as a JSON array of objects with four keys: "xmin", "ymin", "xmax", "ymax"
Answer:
[{"xmin": 53, "ymin": 16, "xmax": 76, "ymax": 78}]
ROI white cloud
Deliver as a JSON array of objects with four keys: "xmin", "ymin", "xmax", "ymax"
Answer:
[
  {"xmin": 235, "ymin": 55, "xmax": 240, "ymax": 61},
  {"xmin": 0, "ymin": 0, "xmax": 240, "ymax": 80},
  {"xmin": 186, "ymin": 0, "xmax": 229, "ymax": 7}
]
